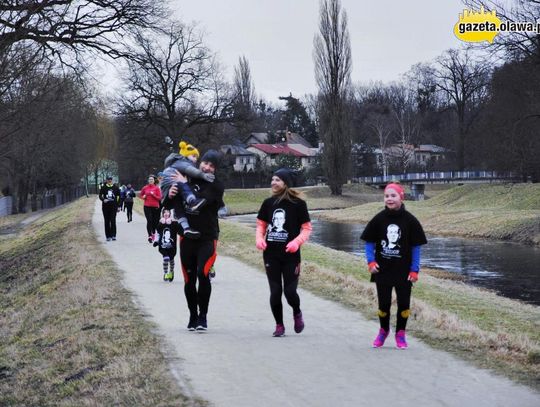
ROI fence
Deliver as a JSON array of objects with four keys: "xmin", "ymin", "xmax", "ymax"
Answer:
[
  {"xmin": 0, "ymin": 185, "xmax": 88, "ymax": 217},
  {"xmin": 358, "ymin": 170, "xmax": 521, "ymax": 185}
]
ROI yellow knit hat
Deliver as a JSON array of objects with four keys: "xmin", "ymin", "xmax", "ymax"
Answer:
[{"xmin": 178, "ymin": 141, "xmax": 200, "ymax": 158}]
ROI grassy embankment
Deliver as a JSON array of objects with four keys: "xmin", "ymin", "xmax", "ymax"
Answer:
[
  {"xmin": 318, "ymin": 183, "xmax": 540, "ymax": 246},
  {"xmin": 220, "ymin": 183, "xmax": 540, "ymax": 389},
  {"xmin": 0, "ymin": 198, "xmax": 204, "ymax": 406}
]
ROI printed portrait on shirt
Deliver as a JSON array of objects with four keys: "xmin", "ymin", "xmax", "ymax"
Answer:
[
  {"xmin": 381, "ymin": 223, "xmax": 401, "ymax": 258},
  {"xmin": 267, "ymin": 208, "xmax": 289, "ymax": 242},
  {"xmin": 161, "ymin": 228, "xmax": 174, "ymax": 249}
]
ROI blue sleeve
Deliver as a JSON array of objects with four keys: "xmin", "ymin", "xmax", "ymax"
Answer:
[
  {"xmin": 365, "ymin": 242, "xmax": 376, "ymax": 263},
  {"xmin": 411, "ymin": 245, "xmax": 421, "ymax": 272}
]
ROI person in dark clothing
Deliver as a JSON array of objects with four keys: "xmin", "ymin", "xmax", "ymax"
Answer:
[
  {"xmin": 153, "ymin": 208, "xmax": 180, "ymax": 282},
  {"xmin": 123, "ymin": 184, "xmax": 136, "ymax": 222},
  {"xmin": 165, "ymin": 149, "xmax": 225, "ymax": 332},
  {"xmin": 98, "ymin": 176, "xmax": 120, "ymax": 241},
  {"xmin": 256, "ymin": 168, "xmax": 312, "ymax": 337},
  {"xmin": 360, "ymin": 183, "xmax": 427, "ymax": 349}
]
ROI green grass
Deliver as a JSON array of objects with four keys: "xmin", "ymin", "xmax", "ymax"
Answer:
[
  {"xmin": 0, "ymin": 198, "xmax": 204, "ymax": 406},
  {"xmin": 218, "ymin": 219, "xmax": 540, "ymax": 389},
  {"xmin": 223, "ymin": 184, "xmax": 381, "ymax": 215}
]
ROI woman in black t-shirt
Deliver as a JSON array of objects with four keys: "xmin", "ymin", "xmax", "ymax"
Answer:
[{"xmin": 256, "ymin": 168, "xmax": 312, "ymax": 337}]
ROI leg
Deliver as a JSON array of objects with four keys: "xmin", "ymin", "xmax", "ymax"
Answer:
[
  {"xmin": 395, "ymin": 282, "xmax": 412, "ymax": 331},
  {"xmin": 263, "ymin": 254, "xmax": 284, "ymax": 325},
  {"xmin": 144, "ymin": 206, "xmax": 153, "ymax": 237},
  {"xmin": 150, "ymin": 207, "xmax": 161, "ymax": 236},
  {"xmin": 180, "ymin": 238, "xmax": 199, "ymax": 326},
  {"xmin": 375, "ymin": 283, "xmax": 393, "ymax": 331},
  {"xmin": 110, "ymin": 207, "xmax": 117, "ymax": 238},
  {"xmin": 195, "ymin": 240, "xmax": 217, "ymax": 317},
  {"xmin": 282, "ymin": 262, "xmax": 303, "ymax": 333},
  {"xmin": 162, "ymin": 256, "xmax": 170, "ymax": 281}
]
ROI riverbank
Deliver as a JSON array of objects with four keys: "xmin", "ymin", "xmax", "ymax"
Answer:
[
  {"xmin": 0, "ymin": 199, "xmax": 198, "ymax": 406},
  {"xmin": 219, "ymin": 219, "xmax": 540, "ymax": 389},
  {"xmin": 316, "ymin": 183, "xmax": 540, "ymax": 246}
]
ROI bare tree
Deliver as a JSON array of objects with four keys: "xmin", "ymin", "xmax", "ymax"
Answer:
[
  {"xmin": 313, "ymin": 0, "xmax": 352, "ymax": 195},
  {"xmin": 0, "ymin": 1, "xmax": 166, "ymax": 62},
  {"xmin": 231, "ymin": 55, "xmax": 257, "ymax": 137},
  {"xmin": 119, "ymin": 21, "xmax": 232, "ymax": 146},
  {"xmin": 462, "ymin": 0, "xmax": 540, "ymax": 61},
  {"xmin": 434, "ymin": 48, "xmax": 491, "ymax": 170}
]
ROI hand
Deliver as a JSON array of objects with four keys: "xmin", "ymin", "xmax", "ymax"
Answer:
[
  {"xmin": 285, "ymin": 240, "xmax": 299, "ymax": 253},
  {"xmin": 168, "ymin": 185, "xmax": 178, "ymax": 199},
  {"xmin": 171, "ymin": 169, "xmax": 187, "ymax": 184},
  {"xmin": 202, "ymin": 173, "xmax": 215, "ymax": 182},
  {"xmin": 256, "ymin": 236, "xmax": 267, "ymax": 251},
  {"xmin": 368, "ymin": 261, "xmax": 380, "ymax": 274},
  {"xmin": 408, "ymin": 271, "xmax": 419, "ymax": 282}
]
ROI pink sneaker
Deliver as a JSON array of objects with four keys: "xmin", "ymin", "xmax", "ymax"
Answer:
[
  {"xmin": 273, "ymin": 324, "xmax": 285, "ymax": 337},
  {"xmin": 395, "ymin": 330, "xmax": 408, "ymax": 349},
  {"xmin": 293, "ymin": 312, "xmax": 304, "ymax": 333},
  {"xmin": 372, "ymin": 328, "xmax": 389, "ymax": 348}
]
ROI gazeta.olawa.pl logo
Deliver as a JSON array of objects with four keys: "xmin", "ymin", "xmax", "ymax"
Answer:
[{"xmin": 454, "ymin": 6, "xmax": 540, "ymax": 43}]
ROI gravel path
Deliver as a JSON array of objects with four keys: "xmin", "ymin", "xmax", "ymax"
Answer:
[{"xmin": 92, "ymin": 199, "xmax": 539, "ymax": 407}]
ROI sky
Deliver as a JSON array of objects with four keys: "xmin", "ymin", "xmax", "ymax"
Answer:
[
  {"xmin": 169, "ymin": 0, "xmax": 468, "ymax": 103},
  {"xmin": 96, "ymin": 1, "xmax": 470, "ymax": 104}
]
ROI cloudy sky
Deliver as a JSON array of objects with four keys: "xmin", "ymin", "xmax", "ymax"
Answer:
[{"xmin": 169, "ymin": 0, "xmax": 468, "ymax": 102}]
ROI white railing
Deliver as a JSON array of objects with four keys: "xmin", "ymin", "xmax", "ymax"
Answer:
[{"xmin": 359, "ymin": 171, "xmax": 520, "ymax": 184}]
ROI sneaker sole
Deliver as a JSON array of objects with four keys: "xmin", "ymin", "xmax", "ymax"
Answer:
[{"xmin": 196, "ymin": 327, "xmax": 207, "ymax": 331}]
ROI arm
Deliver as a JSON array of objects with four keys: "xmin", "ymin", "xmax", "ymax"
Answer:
[
  {"xmin": 256, "ymin": 219, "xmax": 268, "ymax": 250},
  {"xmin": 285, "ymin": 222, "xmax": 312, "ymax": 253},
  {"xmin": 408, "ymin": 245, "xmax": 421, "ymax": 282},
  {"xmin": 365, "ymin": 241, "xmax": 379, "ymax": 273}
]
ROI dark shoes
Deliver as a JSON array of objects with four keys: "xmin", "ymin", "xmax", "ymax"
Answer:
[
  {"xmin": 187, "ymin": 315, "xmax": 198, "ymax": 331},
  {"xmin": 196, "ymin": 315, "xmax": 207, "ymax": 331},
  {"xmin": 273, "ymin": 324, "xmax": 285, "ymax": 337},
  {"xmin": 293, "ymin": 312, "xmax": 304, "ymax": 334}
]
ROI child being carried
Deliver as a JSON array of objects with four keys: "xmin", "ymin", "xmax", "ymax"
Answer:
[{"xmin": 160, "ymin": 140, "xmax": 214, "ymax": 239}]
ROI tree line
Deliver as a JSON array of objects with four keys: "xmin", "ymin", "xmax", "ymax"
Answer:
[{"xmin": 1, "ymin": 0, "xmax": 538, "ymax": 212}]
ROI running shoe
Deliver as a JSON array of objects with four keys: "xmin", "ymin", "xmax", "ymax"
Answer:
[
  {"xmin": 209, "ymin": 266, "xmax": 216, "ymax": 279},
  {"xmin": 106, "ymin": 237, "xmax": 112, "ymax": 242},
  {"xmin": 196, "ymin": 315, "xmax": 207, "ymax": 331},
  {"xmin": 111, "ymin": 236, "xmax": 116, "ymax": 241},
  {"xmin": 395, "ymin": 330, "xmax": 408, "ymax": 349},
  {"xmin": 164, "ymin": 271, "xmax": 173, "ymax": 281},
  {"xmin": 273, "ymin": 324, "xmax": 285, "ymax": 337},
  {"xmin": 187, "ymin": 315, "xmax": 197, "ymax": 331},
  {"xmin": 293, "ymin": 312, "xmax": 304, "ymax": 333},
  {"xmin": 372, "ymin": 328, "xmax": 389, "ymax": 348}
]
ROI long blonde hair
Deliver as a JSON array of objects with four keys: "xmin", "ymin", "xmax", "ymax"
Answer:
[{"xmin": 272, "ymin": 185, "xmax": 305, "ymax": 203}]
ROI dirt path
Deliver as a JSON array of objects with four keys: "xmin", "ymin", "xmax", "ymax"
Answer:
[{"xmin": 92, "ymin": 200, "xmax": 539, "ymax": 407}]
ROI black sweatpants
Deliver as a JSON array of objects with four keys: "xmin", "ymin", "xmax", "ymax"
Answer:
[
  {"xmin": 180, "ymin": 239, "xmax": 217, "ymax": 318},
  {"xmin": 375, "ymin": 282, "xmax": 412, "ymax": 332},
  {"xmin": 263, "ymin": 253, "xmax": 301, "ymax": 325},
  {"xmin": 143, "ymin": 206, "xmax": 160, "ymax": 236},
  {"xmin": 102, "ymin": 204, "xmax": 117, "ymax": 238}
]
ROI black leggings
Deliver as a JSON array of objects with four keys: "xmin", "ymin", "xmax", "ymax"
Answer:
[
  {"xmin": 376, "ymin": 282, "xmax": 412, "ymax": 332},
  {"xmin": 263, "ymin": 253, "xmax": 301, "ymax": 325},
  {"xmin": 124, "ymin": 201, "xmax": 133, "ymax": 221},
  {"xmin": 143, "ymin": 206, "xmax": 160, "ymax": 236},
  {"xmin": 180, "ymin": 239, "xmax": 217, "ymax": 318}
]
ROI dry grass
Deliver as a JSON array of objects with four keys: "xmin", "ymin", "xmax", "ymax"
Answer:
[
  {"xmin": 218, "ymin": 219, "xmax": 540, "ymax": 389},
  {"xmin": 0, "ymin": 198, "xmax": 205, "ymax": 406}
]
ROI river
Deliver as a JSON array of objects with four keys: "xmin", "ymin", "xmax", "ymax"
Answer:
[{"xmin": 228, "ymin": 214, "xmax": 540, "ymax": 306}]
